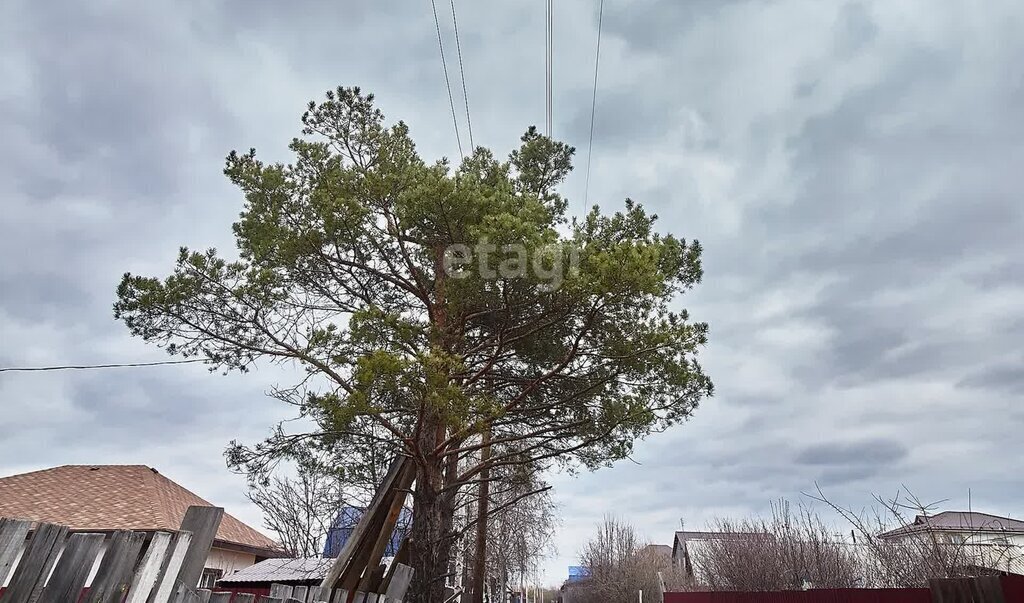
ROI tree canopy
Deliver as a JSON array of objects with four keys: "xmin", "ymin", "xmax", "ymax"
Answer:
[{"xmin": 115, "ymin": 86, "xmax": 712, "ymax": 601}]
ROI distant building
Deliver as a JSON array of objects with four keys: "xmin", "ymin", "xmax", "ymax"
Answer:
[
  {"xmin": 672, "ymin": 530, "xmax": 758, "ymax": 579},
  {"xmin": 323, "ymin": 505, "xmax": 412, "ymax": 558},
  {"xmin": 878, "ymin": 511, "xmax": 1024, "ymax": 575},
  {"xmin": 0, "ymin": 465, "xmax": 284, "ymax": 589},
  {"xmin": 217, "ymin": 556, "xmax": 333, "ymax": 590},
  {"xmin": 566, "ymin": 565, "xmax": 590, "ymax": 583}
]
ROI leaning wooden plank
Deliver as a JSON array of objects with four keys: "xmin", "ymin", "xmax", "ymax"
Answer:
[
  {"xmin": 149, "ymin": 530, "xmax": 194, "ymax": 603},
  {"xmin": 39, "ymin": 532, "xmax": 106, "ymax": 603},
  {"xmin": 234, "ymin": 594, "xmax": 256, "ymax": 603},
  {"xmin": 290, "ymin": 586, "xmax": 308, "ymax": 601},
  {"xmin": 269, "ymin": 583, "xmax": 293, "ymax": 599},
  {"xmin": 0, "ymin": 522, "xmax": 69, "ymax": 603},
  {"xmin": 330, "ymin": 589, "xmax": 348, "ymax": 603},
  {"xmin": 208, "ymin": 593, "xmax": 232, "ymax": 603},
  {"xmin": 87, "ymin": 530, "xmax": 148, "ymax": 603},
  {"xmin": 0, "ymin": 518, "xmax": 32, "ymax": 586},
  {"xmin": 173, "ymin": 506, "xmax": 225, "ymax": 591},
  {"xmin": 382, "ymin": 564, "xmax": 413, "ymax": 602},
  {"xmin": 355, "ymin": 462, "xmax": 412, "ymax": 596},
  {"xmin": 125, "ymin": 532, "xmax": 174, "ymax": 603},
  {"xmin": 320, "ymin": 457, "xmax": 408, "ymax": 592},
  {"xmin": 340, "ymin": 463, "xmax": 414, "ymax": 594}
]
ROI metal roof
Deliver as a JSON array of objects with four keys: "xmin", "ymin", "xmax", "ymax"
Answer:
[
  {"xmin": 878, "ymin": 512, "xmax": 1024, "ymax": 539},
  {"xmin": 218, "ymin": 557, "xmax": 335, "ymax": 584}
]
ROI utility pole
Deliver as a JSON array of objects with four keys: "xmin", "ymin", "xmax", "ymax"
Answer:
[{"xmin": 471, "ymin": 428, "xmax": 492, "ymax": 603}]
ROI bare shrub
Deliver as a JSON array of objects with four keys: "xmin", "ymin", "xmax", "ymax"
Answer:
[{"xmin": 684, "ymin": 501, "xmax": 861, "ymax": 591}]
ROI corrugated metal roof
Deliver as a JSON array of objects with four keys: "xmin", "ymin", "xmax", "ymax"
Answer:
[
  {"xmin": 218, "ymin": 557, "xmax": 335, "ymax": 584},
  {"xmin": 878, "ymin": 512, "xmax": 1024, "ymax": 539}
]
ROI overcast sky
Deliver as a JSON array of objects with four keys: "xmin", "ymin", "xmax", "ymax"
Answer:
[{"xmin": 2, "ymin": 0, "xmax": 1023, "ymax": 585}]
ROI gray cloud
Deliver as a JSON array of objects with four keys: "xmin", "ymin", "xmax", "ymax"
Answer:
[{"xmin": 795, "ymin": 439, "xmax": 908, "ymax": 467}]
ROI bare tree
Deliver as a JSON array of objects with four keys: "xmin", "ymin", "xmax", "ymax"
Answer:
[
  {"xmin": 575, "ymin": 516, "xmax": 670, "ymax": 603},
  {"xmin": 246, "ymin": 466, "xmax": 345, "ymax": 558}
]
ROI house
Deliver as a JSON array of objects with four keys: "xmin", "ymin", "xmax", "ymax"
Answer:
[
  {"xmin": 877, "ymin": 511, "xmax": 1024, "ymax": 575},
  {"xmin": 672, "ymin": 530, "xmax": 757, "ymax": 578},
  {"xmin": 0, "ymin": 465, "xmax": 285, "ymax": 588},
  {"xmin": 217, "ymin": 556, "xmax": 334, "ymax": 591}
]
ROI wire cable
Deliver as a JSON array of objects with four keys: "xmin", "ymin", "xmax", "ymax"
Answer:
[
  {"xmin": 545, "ymin": 0, "xmax": 554, "ymax": 137},
  {"xmin": 431, "ymin": 0, "xmax": 464, "ymax": 158},
  {"xmin": 449, "ymin": 0, "xmax": 474, "ymax": 151},
  {"xmin": 583, "ymin": 0, "xmax": 605, "ymax": 206},
  {"xmin": 0, "ymin": 359, "xmax": 209, "ymax": 373}
]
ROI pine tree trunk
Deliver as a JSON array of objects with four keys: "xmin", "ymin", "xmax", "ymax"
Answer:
[{"xmin": 408, "ymin": 409, "xmax": 457, "ymax": 603}]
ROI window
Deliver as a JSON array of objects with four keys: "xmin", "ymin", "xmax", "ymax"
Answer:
[{"xmin": 199, "ymin": 568, "xmax": 223, "ymax": 589}]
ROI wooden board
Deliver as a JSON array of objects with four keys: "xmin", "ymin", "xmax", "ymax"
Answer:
[
  {"xmin": 269, "ymin": 583, "xmax": 294, "ymax": 599},
  {"xmin": 87, "ymin": 530, "xmax": 148, "ymax": 603},
  {"xmin": 149, "ymin": 529, "xmax": 194, "ymax": 603},
  {"xmin": 320, "ymin": 457, "xmax": 411, "ymax": 593},
  {"xmin": 0, "ymin": 519, "xmax": 32, "ymax": 586},
  {"xmin": 382, "ymin": 564, "xmax": 413, "ymax": 602},
  {"xmin": 291, "ymin": 586, "xmax": 308, "ymax": 601},
  {"xmin": 39, "ymin": 532, "xmax": 105, "ymax": 603},
  {"xmin": 0, "ymin": 521, "xmax": 69, "ymax": 603},
  {"xmin": 173, "ymin": 506, "xmax": 225, "ymax": 590},
  {"xmin": 125, "ymin": 532, "xmax": 174, "ymax": 603},
  {"xmin": 208, "ymin": 593, "xmax": 232, "ymax": 603}
]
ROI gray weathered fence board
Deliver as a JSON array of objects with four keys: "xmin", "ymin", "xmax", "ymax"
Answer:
[
  {"xmin": 173, "ymin": 506, "xmax": 224, "ymax": 591},
  {"xmin": 87, "ymin": 530, "xmax": 148, "ymax": 603},
  {"xmin": 39, "ymin": 532, "xmax": 105, "ymax": 603},
  {"xmin": 234, "ymin": 594, "xmax": 256, "ymax": 603},
  {"xmin": 0, "ymin": 518, "xmax": 31, "ymax": 586},
  {"xmin": 258, "ymin": 597, "xmax": 283, "ymax": 603},
  {"xmin": 382, "ymin": 564, "xmax": 413, "ymax": 602},
  {"xmin": 150, "ymin": 530, "xmax": 194, "ymax": 603},
  {"xmin": 330, "ymin": 589, "xmax": 348, "ymax": 603},
  {"xmin": 269, "ymin": 583, "xmax": 293, "ymax": 599},
  {"xmin": 0, "ymin": 521, "xmax": 69, "ymax": 603},
  {"xmin": 291, "ymin": 585, "xmax": 308, "ymax": 601},
  {"xmin": 208, "ymin": 593, "xmax": 232, "ymax": 603},
  {"xmin": 125, "ymin": 531, "xmax": 174, "ymax": 603}
]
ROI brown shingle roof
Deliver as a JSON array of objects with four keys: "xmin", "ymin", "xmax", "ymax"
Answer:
[{"xmin": 0, "ymin": 465, "xmax": 282, "ymax": 556}]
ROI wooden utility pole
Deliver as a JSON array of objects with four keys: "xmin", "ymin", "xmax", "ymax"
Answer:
[{"xmin": 471, "ymin": 428, "xmax": 492, "ymax": 603}]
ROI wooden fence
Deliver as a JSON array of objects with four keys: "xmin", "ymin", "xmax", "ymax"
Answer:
[
  {"xmin": 0, "ymin": 457, "xmax": 417, "ymax": 603},
  {"xmin": 0, "ymin": 505, "xmax": 223, "ymax": 603}
]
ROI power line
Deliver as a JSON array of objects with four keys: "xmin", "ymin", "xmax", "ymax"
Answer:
[
  {"xmin": 431, "ymin": 0, "xmax": 464, "ymax": 158},
  {"xmin": 449, "ymin": 0, "xmax": 474, "ymax": 151},
  {"xmin": 545, "ymin": 0, "xmax": 553, "ymax": 137},
  {"xmin": 0, "ymin": 359, "xmax": 209, "ymax": 373},
  {"xmin": 584, "ymin": 0, "xmax": 605, "ymax": 207}
]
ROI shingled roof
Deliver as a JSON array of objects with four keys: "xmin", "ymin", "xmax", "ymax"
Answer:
[{"xmin": 0, "ymin": 465, "xmax": 283, "ymax": 557}]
